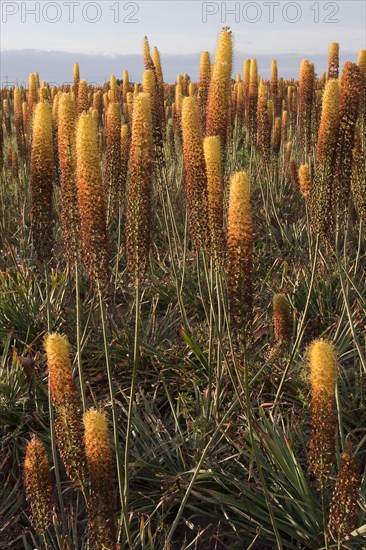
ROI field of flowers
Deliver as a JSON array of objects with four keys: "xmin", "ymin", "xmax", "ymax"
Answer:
[{"xmin": 1, "ymin": 28, "xmax": 366, "ymax": 549}]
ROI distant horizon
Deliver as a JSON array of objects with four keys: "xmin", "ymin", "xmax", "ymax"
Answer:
[
  {"xmin": 1, "ymin": 0, "xmax": 364, "ymax": 84},
  {"xmin": 1, "ymin": 46, "xmax": 362, "ymax": 86}
]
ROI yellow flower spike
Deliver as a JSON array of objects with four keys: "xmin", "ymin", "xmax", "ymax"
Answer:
[
  {"xmin": 104, "ymin": 101, "xmax": 122, "ymax": 207},
  {"xmin": 73, "ymin": 62, "xmax": 80, "ymax": 98},
  {"xmin": 24, "ymin": 436, "xmax": 53, "ymax": 533},
  {"xmin": 236, "ymin": 81, "xmax": 245, "ymax": 126},
  {"xmin": 248, "ymin": 59, "xmax": 258, "ymax": 145},
  {"xmin": 126, "ymin": 91, "xmax": 134, "ymax": 125},
  {"xmin": 243, "ymin": 59, "xmax": 251, "ymax": 125},
  {"xmin": 84, "ymin": 409, "xmax": 116, "ymax": 549},
  {"xmin": 358, "ymin": 49, "xmax": 366, "ymax": 119},
  {"xmin": 152, "ymin": 46, "xmax": 166, "ymax": 136},
  {"xmin": 299, "ymin": 163, "xmax": 312, "ymax": 205},
  {"xmin": 328, "ymin": 42, "xmax": 339, "ymax": 79},
  {"xmin": 308, "ymin": 339, "xmax": 338, "ymax": 488},
  {"xmin": 92, "ymin": 90, "xmax": 103, "ymax": 126},
  {"xmin": 272, "ymin": 116, "xmax": 281, "ymax": 155},
  {"xmin": 280, "ymin": 110, "xmax": 288, "ymax": 145},
  {"xmin": 76, "ymin": 112, "xmax": 109, "ymax": 289},
  {"xmin": 299, "ymin": 59, "xmax": 315, "ymax": 154},
  {"xmin": 109, "ymin": 74, "xmax": 119, "ymax": 103},
  {"xmin": 143, "ymin": 69, "xmax": 164, "ymax": 162},
  {"xmin": 332, "ymin": 62, "xmax": 361, "ymax": 226},
  {"xmin": 125, "ymin": 93, "xmax": 154, "ymax": 283},
  {"xmin": 270, "ymin": 59, "xmax": 279, "ymax": 113},
  {"xmin": 30, "ymin": 101, "xmax": 54, "ymax": 262},
  {"xmin": 120, "ymin": 123, "xmax": 130, "ymax": 197},
  {"xmin": 256, "ymin": 81, "xmax": 270, "ymax": 163},
  {"xmin": 227, "ymin": 171, "xmax": 253, "ymax": 342},
  {"xmin": 122, "ymin": 69, "xmax": 129, "ymax": 102},
  {"xmin": 206, "ymin": 27, "xmax": 233, "ymax": 154},
  {"xmin": 44, "ymin": 333, "xmax": 86, "ymax": 484},
  {"xmin": 77, "ymin": 79, "xmax": 89, "ymax": 116},
  {"xmin": 197, "ymin": 50, "xmax": 211, "ymax": 131},
  {"xmin": 27, "ymin": 72, "xmax": 38, "ymax": 131},
  {"xmin": 203, "ymin": 136, "xmax": 224, "ymax": 261},
  {"xmin": 309, "ymin": 340, "xmax": 337, "ymax": 397},
  {"xmin": 311, "ymin": 79, "xmax": 339, "ymax": 238},
  {"xmin": 58, "ymin": 92, "xmax": 80, "ymax": 262},
  {"xmin": 181, "ymin": 97, "xmax": 209, "ymax": 249}
]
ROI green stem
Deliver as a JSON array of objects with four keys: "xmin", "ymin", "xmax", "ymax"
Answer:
[
  {"xmin": 321, "ymin": 485, "xmax": 330, "ymax": 550},
  {"xmin": 98, "ymin": 284, "xmax": 131, "ymax": 546},
  {"xmin": 44, "ymin": 263, "xmax": 67, "ymax": 530},
  {"xmin": 123, "ymin": 278, "xmax": 140, "ymax": 544},
  {"xmin": 75, "ymin": 262, "xmax": 87, "ymax": 412},
  {"xmin": 206, "ymin": 257, "xmax": 214, "ymax": 421}
]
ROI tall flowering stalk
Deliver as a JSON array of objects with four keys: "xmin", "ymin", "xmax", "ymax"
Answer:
[
  {"xmin": 308, "ymin": 339, "xmax": 337, "ymax": 488},
  {"xmin": 152, "ymin": 46, "xmax": 166, "ymax": 140},
  {"xmin": 181, "ymin": 97, "xmax": 209, "ymax": 249},
  {"xmin": 203, "ymin": 136, "xmax": 224, "ymax": 261},
  {"xmin": 27, "ymin": 73, "xmax": 38, "ymax": 133},
  {"xmin": 248, "ymin": 59, "xmax": 258, "ymax": 146},
  {"xmin": 122, "ymin": 69, "xmax": 129, "ymax": 103},
  {"xmin": 332, "ymin": 62, "xmax": 361, "ymax": 226},
  {"xmin": 270, "ymin": 59, "xmax": 279, "ymax": 114},
  {"xmin": 44, "ymin": 333, "xmax": 86, "ymax": 485},
  {"xmin": 104, "ymin": 101, "xmax": 122, "ymax": 210},
  {"xmin": 311, "ymin": 79, "xmax": 339, "ymax": 238},
  {"xmin": 328, "ymin": 446, "xmax": 361, "ymax": 542},
  {"xmin": 73, "ymin": 62, "xmax": 80, "ymax": 99},
  {"xmin": 256, "ymin": 81, "xmax": 271, "ymax": 164},
  {"xmin": 273, "ymin": 293, "xmax": 291, "ymax": 344},
  {"xmin": 24, "ymin": 437, "xmax": 53, "ymax": 534},
  {"xmin": 58, "ymin": 93, "xmax": 80, "ymax": 263},
  {"xmin": 281, "ymin": 110, "xmax": 288, "ymax": 146},
  {"xmin": 358, "ymin": 49, "xmax": 366, "ymax": 123},
  {"xmin": 197, "ymin": 50, "xmax": 211, "ymax": 132},
  {"xmin": 299, "ymin": 59, "xmax": 315, "ymax": 156},
  {"xmin": 243, "ymin": 59, "xmax": 251, "ymax": 126},
  {"xmin": 120, "ymin": 123, "xmax": 130, "ymax": 199},
  {"xmin": 14, "ymin": 88, "xmax": 25, "ymax": 159},
  {"xmin": 143, "ymin": 69, "xmax": 163, "ymax": 162},
  {"xmin": 84, "ymin": 409, "xmax": 116, "ymax": 549},
  {"xmin": 227, "ymin": 171, "xmax": 253, "ymax": 342},
  {"xmin": 328, "ymin": 42, "xmax": 339, "ymax": 80},
  {"xmin": 76, "ymin": 112, "xmax": 109, "ymax": 289},
  {"xmin": 3, "ymin": 99, "xmax": 11, "ymax": 136},
  {"xmin": 77, "ymin": 80, "xmax": 89, "ymax": 116},
  {"xmin": 125, "ymin": 93, "xmax": 154, "ymax": 282},
  {"xmin": 272, "ymin": 116, "xmax": 281, "ymax": 157},
  {"xmin": 236, "ymin": 80, "xmax": 245, "ymax": 127},
  {"xmin": 30, "ymin": 101, "xmax": 54, "ymax": 263},
  {"xmin": 351, "ymin": 125, "xmax": 366, "ymax": 223},
  {"xmin": 205, "ymin": 27, "xmax": 233, "ymax": 153},
  {"xmin": 299, "ymin": 163, "xmax": 312, "ymax": 206}
]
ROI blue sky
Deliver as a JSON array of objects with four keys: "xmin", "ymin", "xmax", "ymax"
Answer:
[{"xmin": 1, "ymin": 1, "xmax": 365, "ymax": 83}]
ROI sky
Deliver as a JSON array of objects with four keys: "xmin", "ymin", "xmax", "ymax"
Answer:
[{"xmin": 1, "ymin": 0, "xmax": 365, "ymax": 84}]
